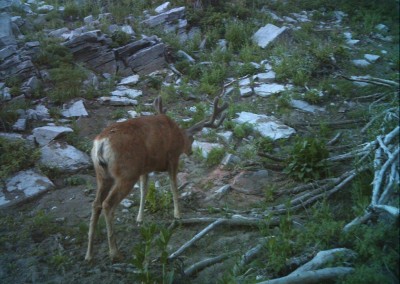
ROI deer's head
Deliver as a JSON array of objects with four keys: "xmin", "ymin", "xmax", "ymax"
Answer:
[{"xmin": 153, "ymin": 96, "xmax": 228, "ymax": 156}]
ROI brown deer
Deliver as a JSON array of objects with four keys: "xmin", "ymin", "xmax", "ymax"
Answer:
[{"xmin": 85, "ymin": 96, "xmax": 228, "ymax": 262}]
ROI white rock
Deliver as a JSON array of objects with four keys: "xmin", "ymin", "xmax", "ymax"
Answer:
[
  {"xmin": 352, "ymin": 59, "xmax": 370, "ymax": 67},
  {"xmin": 375, "ymin": 23, "xmax": 389, "ymax": 33},
  {"xmin": 121, "ymin": 25, "xmax": 134, "ymax": 35},
  {"xmin": 253, "ymin": 71, "xmax": 276, "ymax": 83},
  {"xmin": 127, "ymin": 110, "xmax": 138, "ymax": 118},
  {"xmin": 290, "ymin": 99, "xmax": 326, "ymax": 113},
  {"xmin": 111, "ymin": 86, "xmax": 143, "ymax": 99},
  {"xmin": 62, "ymin": 100, "xmax": 89, "ymax": 117},
  {"xmin": 121, "ymin": 199, "xmax": 134, "ymax": 208},
  {"xmin": 1, "ymin": 169, "xmax": 54, "ymax": 207},
  {"xmin": 155, "ymin": 2, "xmax": 170, "ymax": 14},
  {"xmin": 192, "ymin": 141, "xmax": 223, "ymax": 158},
  {"xmin": 239, "ymin": 78, "xmax": 251, "ymax": 86},
  {"xmin": 240, "ymin": 87, "xmax": 253, "ymax": 97},
  {"xmin": 221, "ymin": 153, "xmax": 240, "ymax": 167},
  {"xmin": 37, "ymin": 4, "xmax": 54, "ymax": 12},
  {"xmin": 217, "ymin": 131, "xmax": 233, "ymax": 144},
  {"xmin": 234, "ymin": 111, "xmax": 295, "ymax": 140},
  {"xmin": 118, "ymin": 75, "xmax": 140, "ymax": 86},
  {"xmin": 254, "ymin": 83, "xmax": 291, "ymax": 97},
  {"xmin": 364, "ymin": 54, "xmax": 380, "ymax": 63},
  {"xmin": 253, "ymin": 24, "xmax": 288, "ymax": 48},
  {"xmin": 33, "ymin": 125, "xmax": 73, "ymax": 146},
  {"xmin": 26, "ymin": 105, "xmax": 50, "ymax": 120},
  {"xmin": 12, "ymin": 118, "xmax": 27, "ymax": 131},
  {"xmin": 40, "ymin": 142, "xmax": 91, "ymax": 173}
]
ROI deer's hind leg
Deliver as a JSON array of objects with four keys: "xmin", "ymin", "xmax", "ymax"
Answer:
[
  {"xmin": 85, "ymin": 173, "xmax": 113, "ymax": 262},
  {"xmin": 102, "ymin": 176, "xmax": 137, "ymax": 262},
  {"xmin": 136, "ymin": 174, "xmax": 149, "ymax": 223}
]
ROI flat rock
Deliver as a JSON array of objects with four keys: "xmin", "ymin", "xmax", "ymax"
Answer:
[
  {"xmin": 0, "ymin": 169, "xmax": 54, "ymax": 208},
  {"xmin": 62, "ymin": 100, "xmax": 89, "ymax": 117},
  {"xmin": 240, "ymin": 87, "xmax": 253, "ymax": 97},
  {"xmin": 290, "ymin": 99, "xmax": 326, "ymax": 113},
  {"xmin": 39, "ymin": 142, "xmax": 91, "ymax": 173},
  {"xmin": 231, "ymin": 170, "xmax": 270, "ymax": 196},
  {"xmin": 352, "ymin": 59, "xmax": 370, "ymax": 67},
  {"xmin": 99, "ymin": 96, "xmax": 138, "ymax": 106},
  {"xmin": 253, "ymin": 71, "xmax": 276, "ymax": 83},
  {"xmin": 111, "ymin": 86, "xmax": 143, "ymax": 99},
  {"xmin": 364, "ymin": 54, "xmax": 380, "ymax": 63},
  {"xmin": 142, "ymin": 7, "xmax": 185, "ymax": 28},
  {"xmin": 254, "ymin": 83, "xmax": 291, "ymax": 97},
  {"xmin": 192, "ymin": 141, "xmax": 223, "ymax": 158},
  {"xmin": 26, "ymin": 104, "xmax": 50, "ymax": 120},
  {"xmin": 155, "ymin": 2, "xmax": 170, "ymax": 14},
  {"xmin": 234, "ymin": 111, "xmax": 296, "ymax": 140},
  {"xmin": 253, "ymin": 24, "xmax": 288, "ymax": 48},
  {"xmin": 118, "ymin": 74, "xmax": 140, "ymax": 85},
  {"xmin": 33, "ymin": 125, "xmax": 73, "ymax": 146}
]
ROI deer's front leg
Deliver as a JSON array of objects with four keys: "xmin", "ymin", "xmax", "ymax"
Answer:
[{"xmin": 136, "ymin": 174, "xmax": 149, "ymax": 223}]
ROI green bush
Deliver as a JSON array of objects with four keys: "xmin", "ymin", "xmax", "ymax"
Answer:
[
  {"xmin": 206, "ymin": 147, "xmax": 225, "ymax": 166},
  {"xmin": 284, "ymin": 137, "xmax": 329, "ymax": 182},
  {"xmin": 0, "ymin": 137, "xmax": 40, "ymax": 179}
]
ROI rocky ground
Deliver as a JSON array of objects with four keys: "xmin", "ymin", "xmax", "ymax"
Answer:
[{"xmin": 0, "ymin": 1, "xmax": 399, "ymax": 283}]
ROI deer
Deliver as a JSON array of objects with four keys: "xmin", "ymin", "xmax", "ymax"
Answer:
[{"xmin": 85, "ymin": 96, "xmax": 228, "ymax": 262}]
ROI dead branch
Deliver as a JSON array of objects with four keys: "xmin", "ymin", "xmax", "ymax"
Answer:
[
  {"xmin": 183, "ymin": 251, "xmax": 237, "ymax": 277},
  {"xmin": 340, "ymin": 75, "xmax": 399, "ymax": 88},
  {"xmin": 343, "ymin": 211, "xmax": 374, "ymax": 232},
  {"xmin": 290, "ymin": 119, "xmax": 367, "ymax": 129},
  {"xmin": 168, "ymin": 218, "xmax": 224, "ymax": 261},
  {"xmin": 326, "ymin": 132, "xmax": 342, "ymax": 146},
  {"xmin": 233, "ymin": 237, "xmax": 271, "ymax": 276},
  {"xmin": 170, "ymin": 216, "xmax": 280, "ymax": 229},
  {"xmin": 258, "ymin": 152, "xmax": 286, "ymax": 162},
  {"xmin": 257, "ymin": 267, "xmax": 354, "ymax": 284},
  {"xmin": 289, "ymin": 248, "xmax": 357, "ymax": 275}
]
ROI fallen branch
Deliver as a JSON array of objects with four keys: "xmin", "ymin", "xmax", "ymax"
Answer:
[
  {"xmin": 289, "ymin": 248, "xmax": 357, "ymax": 275},
  {"xmin": 184, "ymin": 251, "xmax": 236, "ymax": 277},
  {"xmin": 168, "ymin": 218, "xmax": 224, "ymax": 261},
  {"xmin": 340, "ymin": 75, "xmax": 399, "ymax": 88},
  {"xmin": 257, "ymin": 267, "xmax": 354, "ymax": 284}
]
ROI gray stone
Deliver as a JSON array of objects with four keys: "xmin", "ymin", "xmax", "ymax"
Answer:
[
  {"xmin": 364, "ymin": 54, "xmax": 380, "ymax": 63},
  {"xmin": 111, "ymin": 86, "xmax": 142, "ymax": 99},
  {"xmin": 240, "ymin": 87, "xmax": 253, "ymax": 97},
  {"xmin": 290, "ymin": 99, "xmax": 326, "ymax": 113},
  {"xmin": 155, "ymin": 2, "xmax": 170, "ymax": 14},
  {"xmin": 0, "ymin": 45, "xmax": 16, "ymax": 60},
  {"xmin": 12, "ymin": 118, "xmax": 27, "ymax": 131},
  {"xmin": 192, "ymin": 141, "xmax": 223, "ymax": 158},
  {"xmin": 21, "ymin": 76, "xmax": 40, "ymax": 94},
  {"xmin": 217, "ymin": 131, "xmax": 233, "ymax": 144},
  {"xmin": 126, "ymin": 43, "xmax": 166, "ymax": 74},
  {"xmin": 234, "ymin": 111, "xmax": 295, "ymax": 140},
  {"xmin": 142, "ymin": 7, "xmax": 185, "ymax": 28},
  {"xmin": 253, "ymin": 71, "xmax": 276, "ymax": 83},
  {"xmin": 254, "ymin": 83, "xmax": 291, "ymax": 97},
  {"xmin": 40, "ymin": 142, "xmax": 91, "ymax": 173},
  {"xmin": 352, "ymin": 59, "xmax": 370, "ymax": 67},
  {"xmin": 99, "ymin": 96, "xmax": 138, "ymax": 106},
  {"xmin": 0, "ymin": 169, "xmax": 54, "ymax": 208},
  {"xmin": 33, "ymin": 125, "xmax": 73, "ymax": 146},
  {"xmin": 118, "ymin": 74, "xmax": 140, "ymax": 85},
  {"xmin": 221, "ymin": 153, "xmax": 240, "ymax": 167},
  {"xmin": 231, "ymin": 170, "xmax": 270, "ymax": 196},
  {"xmin": 0, "ymin": 13, "xmax": 17, "ymax": 48},
  {"xmin": 253, "ymin": 24, "xmax": 288, "ymax": 48},
  {"xmin": 176, "ymin": 50, "xmax": 195, "ymax": 64},
  {"xmin": 0, "ymin": 0, "xmax": 22, "ymax": 11},
  {"xmin": 37, "ymin": 4, "xmax": 54, "ymax": 12},
  {"xmin": 61, "ymin": 100, "xmax": 89, "ymax": 118},
  {"xmin": 26, "ymin": 105, "xmax": 50, "ymax": 120}
]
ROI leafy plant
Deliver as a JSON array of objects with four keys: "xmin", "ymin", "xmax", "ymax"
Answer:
[
  {"xmin": 233, "ymin": 123, "xmax": 253, "ymax": 139},
  {"xmin": 206, "ymin": 147, "xmax": 225, "ymax": 166},
  {"xmin": 0, "ymin": 137, "xmax": 40, "ymax": 180},
  {"xmin": 284, "ymin": 137, "xmax": 329, "ymax": 182}
]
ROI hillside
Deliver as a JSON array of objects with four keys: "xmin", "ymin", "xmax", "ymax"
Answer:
[{"xmin": 0, "ymin": 1, "xmax": 399, "ymax": 283}]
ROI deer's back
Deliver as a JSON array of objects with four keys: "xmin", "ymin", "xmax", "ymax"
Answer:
[{"xmin": 94, "ymin": 115, "xmax": 185, "ymax": 174}]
